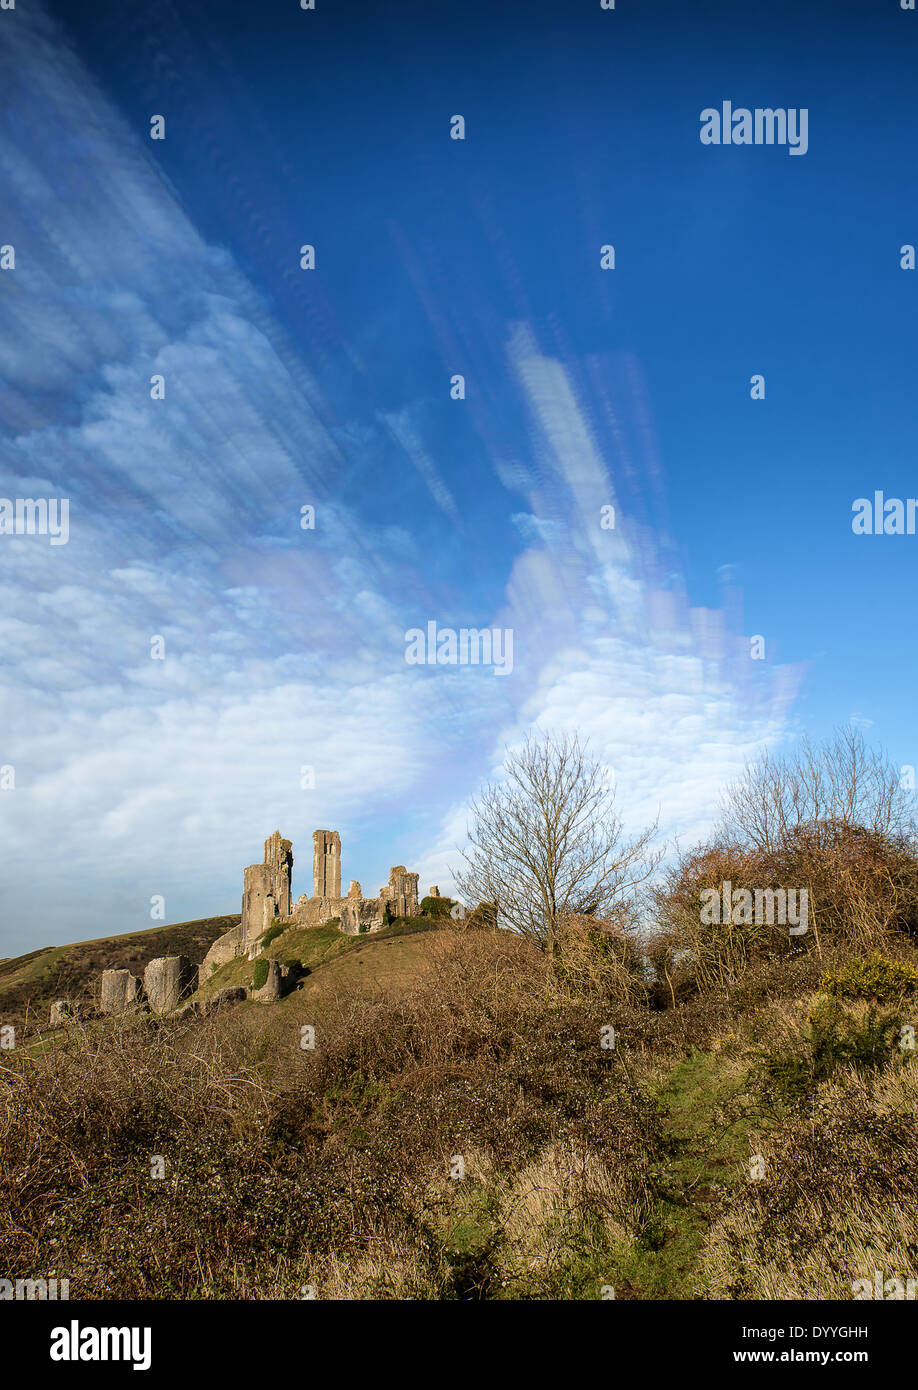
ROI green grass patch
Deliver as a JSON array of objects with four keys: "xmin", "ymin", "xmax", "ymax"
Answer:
[{"xmin": 612, "ymin": 1050, "xmax": 761, "ymax": 1300}]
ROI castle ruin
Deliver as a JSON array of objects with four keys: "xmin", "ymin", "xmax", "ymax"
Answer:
[
  {"xmin": 313, "ymin": 829, "xmax": 340, "ymax": 900},
  {"xmin": 83, "ymin": 827, "xmax": 424, "ymax": 1019},
  {"xmin": 199, "ymin": 829, "xmax": 420, "ymax": 981}
]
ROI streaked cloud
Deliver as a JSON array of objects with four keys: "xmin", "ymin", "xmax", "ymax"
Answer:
[{"xmin": 0, "ymin": 3, "xmax": 802, "ymax": 954}]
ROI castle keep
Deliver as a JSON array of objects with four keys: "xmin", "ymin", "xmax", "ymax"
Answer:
[{"xmin": 199, "ymin": 829, "xmax": 420, "ymax": 979}]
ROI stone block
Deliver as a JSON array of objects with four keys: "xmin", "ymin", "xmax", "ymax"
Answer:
[
  {"xmin": 253, "ymin": 958, "xmax": 284, "ymax": 1002},
  {"xmin": 206, "ymin": 986, "xmax": 247, "ymax": 1013},
  {"xmin": 50, "ymin": 999, "xmax": 75, "ymax": 1027},
  {"xmin": 144, "ymin": 955, "xmax": 195, "ymax": 1014},
  {"xmin": 100, "ymin": 968, "xmax": 144, "ymax": 1015}
]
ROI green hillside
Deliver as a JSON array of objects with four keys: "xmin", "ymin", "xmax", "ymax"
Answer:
[
  {"xmin": 194, "ymin": 914, "xmax": 442, "ymax": 1005},
  {"xmin": 0, "ymin": 915, "xmax": 240, "ymax": 1027}
]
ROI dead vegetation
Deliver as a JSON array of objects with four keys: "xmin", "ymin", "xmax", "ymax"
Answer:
[{"xmin": 3, "ymin": 728, "xmax": 918, "ymax": 1299}]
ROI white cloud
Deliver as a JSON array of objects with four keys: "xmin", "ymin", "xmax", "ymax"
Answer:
[
  {"xmin": 414, "ymin": 334, "xmax": 803, "ymax": 895},
  {"xmin": 0, "ymin": 5, "xmax": 802, "ymax": 955}
]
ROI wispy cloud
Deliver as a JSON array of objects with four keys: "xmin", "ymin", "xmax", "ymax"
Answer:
[{"xmin": 0, "ymin": 4, "xmax": 801, "ymax": 954}]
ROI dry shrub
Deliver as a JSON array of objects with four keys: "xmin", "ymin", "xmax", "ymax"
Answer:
[
  {"xmin": 292, "ymin": 1243, "xmax": 451, "ymax": 1301},
  {"xmin": 700, "ymin": 1053, "xmax": 918, "ymax": 1299},
  {"xmin": 651, "ymin": 843, "xmax": 786, "ymax": 996},
  {"xmin": 0, "ymin": 1011, "xmax": 431, "ymax": 1298},
  {"xmin": 758, "ymin": 821, "xmax": 918, "ymax": 951},
  {"xmin": 424, "ymin": 1141, "xmax": 638, "ymax": 1299},
  {"xmin": 551, "ymin": 913, "xmax": 649, "ymax": 1008},
  {"xmin": 652, "ymin": 825, "xmax": 918, "ymax": 1001},
  {"xmin": 300, "ymin": 925, "xmax": 661, "ymax": 1176},
  {"xmin": 652, "ymin": 730, "xmax": 918, "ymax": 1002},
  {"xmin": 0, "ymin": 926, "xmax": 663, "ymax": 1299}
]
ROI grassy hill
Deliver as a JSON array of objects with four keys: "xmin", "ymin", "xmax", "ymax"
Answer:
[
  {"xmin": 0, "ymin": 914, "xmax": 240, "ymax": 1028},
  {"xmin": 2, "ymin": 910, "xmax": 918, "ymax": 1301},
  {"xmin": 6, "ymin": 733, "xmax": 917, "ymax": 1299},
  {"xmin": 194, "ymin": 914, "xmax": 443, "ymax": 1005}
]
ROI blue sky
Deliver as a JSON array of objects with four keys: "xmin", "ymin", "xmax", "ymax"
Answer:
[{"xmin": 1, "ymin": 0, "xmax": 916, "ymax": 955}]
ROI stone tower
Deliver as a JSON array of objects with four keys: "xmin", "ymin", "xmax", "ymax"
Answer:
[
  {"xmin": 241, "ymin": 830, "xmax": 293, "ymax": 945},
  {"xmin": 313, "ymin": 829, "xmax": 341, "ymax": 900},
  {"xmin": 263, "ymin": 831, "xmax": 293, "ymax": 918}
]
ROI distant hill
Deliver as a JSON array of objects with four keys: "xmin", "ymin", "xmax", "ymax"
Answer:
[
  {"xmin": 0, "ymin": 915, "xmax": 239, "ymax": 1028},
  {"xmin": 0, "ymin": 913, "xmax": 449, "ymax": 1032}
]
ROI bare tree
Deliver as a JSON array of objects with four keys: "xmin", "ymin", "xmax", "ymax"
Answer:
[
  {"xmin": 456, "ymin": 731, "xmax": 660, "ymax": 952},
  {"xmin": 718, "ymin": 725, "xmax": 916, "ymax": 853}
]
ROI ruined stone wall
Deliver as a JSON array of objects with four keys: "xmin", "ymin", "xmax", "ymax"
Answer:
[
  {"xmin": 292, "ymin": 894, "xmax": 346, "ymax": 927},
  {"xmin": 144, "ymin": 955, "xmax": 195, "ymax": 1013},
  {"xmin": 241, "ymin": 864, "xmax": 277, "ymax": 941},
  {"xmin": 99, "ymin": 957, "xmax": 197, "ymax": 1015},
  {"xmin": 339, "ymin": 896, "xmax": 386, "ymax": 935},
  {"xmin": 100, "ymin": 968, "xmax": 143, "ymax": 1014},
  {"xmin": 199, "ymin": 922, "xmax": 245, "ymax": 984},
  {"xmin": 379, "ymin": 866, "xmax": 419, "ymax": 919},
  {"xmin": 265, "ymin": 830, "xmax": 294, "ymax": 917},
  {"xmin": 240, "ymin": 831, "xmax": 293, "ymax": 946},
  {"xmin": 291, "ymin": 865, "xmax": 420, "ymax": 936}
]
